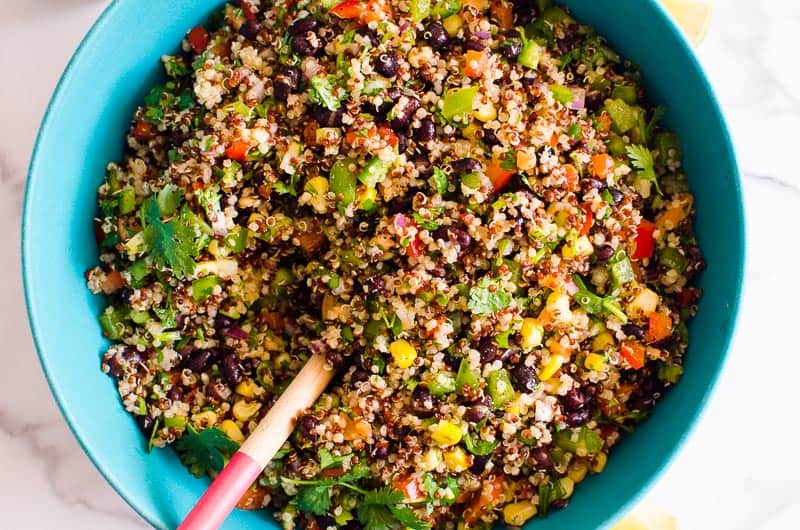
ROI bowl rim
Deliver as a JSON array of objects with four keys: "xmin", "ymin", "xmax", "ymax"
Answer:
[{"xmin": 21, "ymin": 1, "xmax": 745, "ymax": 528}]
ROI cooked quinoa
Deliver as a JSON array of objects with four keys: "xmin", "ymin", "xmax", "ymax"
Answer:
[{"xmin": 86, "ymin": 0, "xmax": 705, "ymax": 528}]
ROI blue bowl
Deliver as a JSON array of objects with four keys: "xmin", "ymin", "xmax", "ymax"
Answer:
[{"xmin": 22, "ymin": 1, "xmax": 744, "ymax": 528}]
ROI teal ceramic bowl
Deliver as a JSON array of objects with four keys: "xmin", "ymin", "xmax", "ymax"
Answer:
[{"xmin": 22, "ymin": 1, "xmax": 743, "ymax": 528}]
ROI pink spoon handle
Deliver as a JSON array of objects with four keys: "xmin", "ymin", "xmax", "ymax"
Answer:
[{"xmin": 176, "ymin": 451, "xmax": 262, "ymax": 530}]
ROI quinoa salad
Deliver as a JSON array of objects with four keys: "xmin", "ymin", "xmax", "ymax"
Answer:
[{"xmin": 86, "ymin": 0, "xmax": 705, "ymax": 528}]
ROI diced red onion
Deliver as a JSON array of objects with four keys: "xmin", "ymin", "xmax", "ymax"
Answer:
[
  {"xmin": 394, "ymin": 213, "xmax": 410, "ymax": 229},
  {"xmin": 474, "ymin": 30, "xmax": 491, "ymax": 39},
  {"xmin": 568, "ymin": 87, "xmax": 586, "ymax": 110},
  {"xmin": 225, "ymin": 326, "xmax": 249, "ymax": 340}
]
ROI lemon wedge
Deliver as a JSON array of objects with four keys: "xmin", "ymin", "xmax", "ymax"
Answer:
[
  {"xmin": 612, "ymin": 503, "xmax": 678, "ymax": 530},
  {"xmin": 660, "ymin": 0, "xmax": 714, "ymax": 45}
]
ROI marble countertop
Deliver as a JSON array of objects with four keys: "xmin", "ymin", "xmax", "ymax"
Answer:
[{"xmin": 2, "ymin": 0, "xmax": 798, "ymax": 528}]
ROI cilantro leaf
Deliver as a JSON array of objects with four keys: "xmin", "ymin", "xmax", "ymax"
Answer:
[
  {"xmin": 363, "ymin": 487, "xmax": 405, "ymax": 506},
  {"xmin": 463, "ymin": 431, "xmax": 500, "ymax": 456},
  {"xmin": 297, "ymin": 481, "xmax": 334, "ymax": 515},
  {"xmin": 309, "ymin": 75, "xmax": 344, "ymax": 111},
  {"xmin": 625, "ymin": 144, "xmax": 662, "ymax": 195},
  {"xmin": 412, "ymin": 213, "xmax": 439, "ymax": 231},
  {"xmin": 141, "ymin": 198, "xmax": 198, "ymax": 279},
  {"xmin": 468, "ymin": 277, "xmax": 513, "ymax": 316},
  {"xmin": 174, "ymin": 425, "xmax": 239, "ymax": 477},
  {"xmin": 318, "ymin": 447, "xmax": 345, "ymax": 470},
  {"xmin": 357, "ymin": 504, "xmax": 398, "ymax": 530},
  {"xmin": 388, "ymin": 505, "xmax": 431, "ymax": 530},
  {"xmin": 431, "ymin": 166, "xmax": 448, "ymax": 195}
]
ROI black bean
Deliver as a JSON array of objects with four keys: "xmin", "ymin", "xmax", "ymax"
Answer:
[
  {"xmin": 326, "ymin": 350, "xmax": 346, "ymax": 370},
  {"xmin": 120, "ymin": 288, "xmax": 134, "ymax": 304},
  {"xmin": 221, "ymin": 353, "xmax": 244, "ymax": 386},
  {"xmin": 608, "ymin": 188, "xmax": 624, "ymax": 205},
  {"xmin": 477, "ymin": 337, "xmax": 500, "ymax": 363},
  {"xmin": 396, "ymin": 131, "xmax": 408, "ymax": 153},
  {"xmin": 464, "ymin": 39, "xmax": 486, "ymax": 51},
  {"xmin": 464, "ymin": 405, "xmax": 489, "ymax": 423},
  {"xmin": 501, "ymin": 41, "xmax": 522, "ymax": 60},
  {"xmin": 512, "ymin": 0, "xmax": 537, "ymax": 26},
  {"xmin": 450, "ymin": 157, "xmax": 482, "ymax": 175},
  {"xmin": 432, "ymin": 226, "xmax": 472, "ymax": 249},
  {"xmin": 412, "ymin": 385, "xmax": 437, "ymax": 418},
  {"xmin": 511, "ymin": 364, "xmax": 538, "ymax": 393},
  {"xmin": 563, "ymin": 388, "xmax": 588, "ymax": 412},
  {"xmin": 363, "ymin": 276, "xmax": 385, "ymax": 295},
  {"xmin": 351, "ymin": 369, "xmax": 371, "ymax": 383},
  {"xmin": 206, "ymin": 380, "xmax": 232, "ymax": 403},
  {"xmin": 469, "ymin": 454, "xmax": 490, "ymax": 475},
  {"xmin": 315, "ymin": 515, "xmax": 337, "ymax": 530},
  {"xmin": 290, "ymin": 33, "xmax": 320, "ymax": 56},
  {"xmin": 307, "ymin": 104, "xmax": 343, "ymax": 127},
  {"xmin": 422, "ymin": 22, "xmax": 450, "ymax": 50},
  {"xmin": 374, "ymin": 51, "xmax": 399, "ymax": 78},
  {"xmin": 289, "ymin": 17, "xmax": 320, "ymax": 36},
  {"xmin": 389, "ymin": 96, "xmax": 420, "ymax": 130},
  {"xmin": 296, "ymin": 414, "xmax": 318, "ymax": 439},
  {"xmin": 622, "ymin": 324, "xmax": 646, "ymax": 340},
  {"xmin": 363, "ymin": 29, "xmax": 380, "ymax": 47},
  {"xmin": 239, "ymin": 19, "xmax": 262, "ymax": 40},
  {"xmin": 584, "ymin": 178, "xmax": 606, "ymax": 191},
  {"xmin": 595, "ymin": 244, "xmax": 615, "ymax": 261},
  {"xmin": 585, "ymin": 91, "xmax": 604, "ymax": 112},
  {"xmin": 531, "ymin": 446, "xmax": 552, "ymax": 469},
  {"xmin": 186, "ymin": 349, "xmax": 213, "ymax": 373},
  {"xmin": 343, "ymin": 521, "xmax": 365, "ymax": 530},
  {"xmin": 372, "ymin": 441, "xmax": 390, "ymax": 459},
  {"xmin": 413, "ymin": 117, "xmax": 436, "ymax": 142},
  {"xmin": 481, "ymin": 128, "xmax": 500, "ymax": 147},
  {"xmin": 214, "ymin": 315, "xmax": 234, "ymax": 329},
  {"xmin": 167, "ymin": 386, "xmax": 184, "ymax": 402},
  {"xmin": 565, "ymin": 409, "xmax": 591, "ymax": 427},
  {"xmin": 387, "ymin": 190, "xmax": 415, "ymax": 215},
  {"xmin": 136, "ymin": 415, "xmax": 155, "ymax": 436}
]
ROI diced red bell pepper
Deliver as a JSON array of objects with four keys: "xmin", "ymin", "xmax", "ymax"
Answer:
[
  {"xmin": 187, "ymin": 26, "xmax": 209, "ymax": 54},
  {"xmin": 241, "ymin": 1, "xmax": 257, "ymax": 20},
  {"xmin": 225, "ymin": 140, "xmax": 250, "ymax": 161},
  {"xmin": 646, "ymin": 312, "xmax": 673, "ymax": 344},
  {"xmin": 486, "ymin": 161, "xmax": 514, "ymax": 192},
  {"xmin": 632, "ymin": 219, "xmax": 655, "ymax": 260},
  {"xmin": 579, "ymin": 204, "xmax": 594, "ymax": 236},
  {"xmin": 407, "ymin": 235, "xmax": 423, "ymax": 258},
  {"xmin": 392, "ymin": 475, "xmax": 425, "ymax": 502},
  {"xmin": 377, "ymin": 125, "xmax": 398, "ymax": 148},
  {"xmin": 329, "ymin": 0, "xmax": 366, "ymax": 19},
  {"xmin": 620, "ymin": 341, "xmax": 645, "ymax": 370}
]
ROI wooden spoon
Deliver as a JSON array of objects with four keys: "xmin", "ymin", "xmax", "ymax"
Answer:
[{"xmin": 177, "ymin": 353, "xmax": 335, "ymax": 530}]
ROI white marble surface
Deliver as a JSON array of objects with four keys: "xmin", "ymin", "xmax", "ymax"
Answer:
[{"xmin": 1, "ymin": 0, "xmax": 799, "ymax": 528}]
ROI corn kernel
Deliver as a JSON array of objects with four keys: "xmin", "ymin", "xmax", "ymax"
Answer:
[
  {"xmin": 503, "ymin": 501, "xmax": 537, "ymax": 526},
  {"xmin": 235, "ymin": 379, "xmax": 257, "ymax": 398},
  {"xmin": 442, "ymin": 14, "xmax": 464, "ymax": 36},
  {"xmin": 629, "ymin": 288, "xmax": 660, "ymax": 317},
  {"xmin": 431, "ymin": 420, "xmax": 462, "ymax": 446},
  {"xmin": 232, "ymin": 400, "xmax": 262, "ymax": 422},
  {"xmin": 584, "ymin": 353, "xmax": 607, "ymax": 372},
  {"xmin": 559, "ymin": 477, "xmax": 575, "ymax": 499},
  {"xmin": 461, "ymin": 122, "xmax": 481, "ymax": 141},
  {"xmin": 520, "ymin": 318, "xmax": 544, "ymax": 350},
  {"xmin": 591, "ymin": 452, "xmax": 608, "ymax": 473},
  {"xmin": 192, "ymin": 410, "xmax": 218, "ymax": 428},
  {"xmin": 389, "ymin": 339, "xmax": 417, "ymax": 368},
  {"xmin": 444, "ymin": 447, "xmax": 469, "ymax": 472},
  {"xmin": 474, "ymin": 98, "xmax": 497, "ymax": 122},
  {"xmin": 356, "ymin": 185, "xmax": 377, "ymax": 210},
  {"xmin": 304, "ymin": 176, "xmax": 329, "ymax": 214},
  {"xmin": 543, "ymin": 378, "xmax": 561, "ymax": 394},
  {"xmin": 592, "ymin": 331, "xmax": 615, "ymax": 352},
  {"xmin": 220, "ymin": 419, "xmax": 245, "ymax": 443},
  {"xmin": 321, "ymin": 293, "xmax": 338, "ymax": 321},
  {"xmin": 568, "ymin": 460, "xmax": 589, "ymax": 484},
  {"xmin": 539, "ymin": 354, "xmax": 567, "ymax": 381},
  {"xmin": 419, "ymin": 448, "xmax": 442, "ymax": 471},
  {"xmin": 506, "ymin": 404, "xmax": 520, "ymax": 415},
  {"xmin": 543, "ymin": 292, "xmax": 573, "ymax": 324}
]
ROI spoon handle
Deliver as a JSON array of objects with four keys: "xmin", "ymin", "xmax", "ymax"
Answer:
[{"xmin": 177, "ymin": 353, "xmax": 334, "ymax": 530}]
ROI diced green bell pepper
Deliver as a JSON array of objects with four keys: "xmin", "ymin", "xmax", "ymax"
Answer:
[
  {"xmin": 99, "ymin": 308, "xmax": 128, "ymax": 340},
  {"xmin": 553, "ymin": 426, "xmax": 603, "ymax": 454},
  {"xmin": 330, "ymin": 158, "xmax": 357, "ymax": 208},
  {"xmin": 442, "ymin": 85, "xmax": 479, "ymax": 122},
  {"xmin": 658, "ymin": 247, "xmax": 687, "ymax": 273},
  {"xmin": 117, "ymin": 188, "xmax": 136, "ymax": 215},
  {"xmin": 611, "ymin": 84, "xmax": 638, "ymax": 105},
  {"xmin": 191, "ymin": 275, "xmax": 221, "ymax": 302},
  {"xmin": 487, "ymin": 369, "xmax": 515, "ymax": 408},
  {"xmin": 653, "ymin": 132, "xmax": 681, "ymax": 164},
  {"xmin": 409, "ymin": 0, "xmax": 432, "ymax": 22},
  {"xmin": 157, "ymin": 184, "xmax": 184, "ymax": 216},
  {"xmin": 428, "ymin": 372, "xmax": 457, "ymax": 396},
  {"xmin": 607, "ymin": 134, "xmax": 627, "ymax": 157},
  {"xmin": 604, "ymin": 98, "xmax": 640, "ymax": 134},
  {"xmin": 455, "ymin": 358, "xmax": 479, "ymax": 390},
  {"xmin": 358, "ymin": 156, "xmax": 391, "ymax": 187},
  {"xmin": 609, "ymin": 249, "xmax": 635, "ymax": 287},
  {"xmin": 518, "ymin": 41, "xmax": 541, "ymax": 69},
  {"xmin": 433, "ymin": 0, "xmax": 461, "ymax": 17}
]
